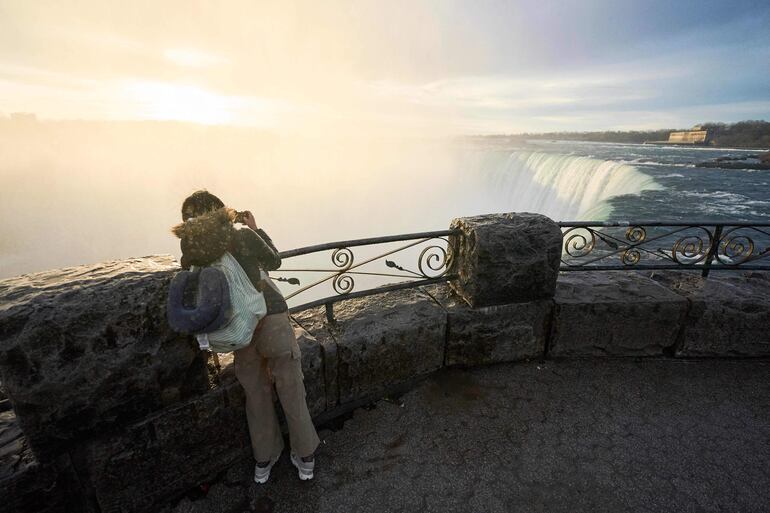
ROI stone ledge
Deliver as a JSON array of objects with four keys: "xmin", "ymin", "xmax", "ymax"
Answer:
[
  {"xmin": 71, "ymin": 380, "xmax": 250, "ymax": 513},
  {"xmin": 294, "ymin": 288, "xmax": 446, "ymax": 406},
  {"xmin": 550, "ymin": 272, "xmax": 689, "ymax": 357},
  {"xmin": 423, "ymin": 284, "xmax": 549, "ymax": 366},
  {"xmin": 649, "ymin": 271, "xmax": 770, "ymax": 357},
  {"xmin": 0, "ymin": 256, "xmax": 209, "ymax": 459}
]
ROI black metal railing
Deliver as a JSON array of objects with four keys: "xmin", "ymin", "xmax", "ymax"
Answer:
[
  {"xmin": 273, "ymin": 230, "xmax": 459, "ymax": 321},
  {"xmin": 269, "ymin": 221, "xmax": 770, "ymax": 320},
  {"xmin": 559, "ymin": 221, "xmax": 770, "ymax": 276}
]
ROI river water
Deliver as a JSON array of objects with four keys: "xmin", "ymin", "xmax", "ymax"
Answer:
[
  {"xmin": 462, "ymin": 139, "xmax": 770, "ymax": 223},
  {"xmin": 1, "ymin": 130, "xmax": 769, "ymax": 281}
]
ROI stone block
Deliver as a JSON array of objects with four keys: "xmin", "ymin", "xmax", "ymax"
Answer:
[
  {"xmin": 449, "ymin": 213, "xmax": 562, "ymax": 307},
  {"xmin": 73, "ymin": 381, "xmax": 249, "ymax": 513},
  {"xmin": 649, "ymin": 271, "xmax": 770, "ymax": 357},
  {"xmin": 0, "ymin": 256, "xmax": 209, "ymax": 458},
  {"xmin": 550, "ymin": 272, "xmax": 688, "ymax": 357},
  {"xmin": 324, "ymin": 289, "xmax": 446, "ymax": 405},
  {"xmin": 425, "ymin": 284, "xmax": 550, "ymax": 366}
]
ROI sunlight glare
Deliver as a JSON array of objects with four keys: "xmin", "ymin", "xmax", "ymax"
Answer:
[
  {"xmin": 124, "ymin": 81, "xmax": 237, "ymax": 125},
  {"xmin": 163, "ymin": 49, "xmax": 227, "ymax": 68}
]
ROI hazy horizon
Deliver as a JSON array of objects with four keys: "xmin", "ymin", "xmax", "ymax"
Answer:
[{"xmin": 4, "ymin": 114, "xmax": 768, "ymax": 137}]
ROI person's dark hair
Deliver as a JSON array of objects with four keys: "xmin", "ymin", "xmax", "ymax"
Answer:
[{"xmin": 181, "ymin": 190, "xmax": 225, "ymax": 221}]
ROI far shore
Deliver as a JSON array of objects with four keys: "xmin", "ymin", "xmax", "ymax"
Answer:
[{"xmin": 470, "ymin": 120, "xmax": 770, "ymax": 151}]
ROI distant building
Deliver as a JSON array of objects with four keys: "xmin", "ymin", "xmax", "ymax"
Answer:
[
  {"xmin": 667, "ymin": 128, "xmax": 712, "ymax": 144},
  {"xmin": 645, "ymin": 125, "xmax": 713, "ymax": 146}
]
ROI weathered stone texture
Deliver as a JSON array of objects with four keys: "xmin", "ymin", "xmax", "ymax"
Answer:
[
  {"xmin": 649, "ymin": 271, "xmax": 770, "ymax": 357},
  {"xmin": 425, "ymin": 284, "xmax": 549, "ymax": 366},
  {"xmin": 73, "ymin": 380, "xmax": 249, "ymax": 513},
  {"xmin": 321, "ymin": 289, "xmax": 446, "ymax": 405},
  {"xmin": 0, "ymin": 256, "xmax": 209, "ymax": 458},
  {"xmin": 550, "ymin": 272, "xmax": 688, "ymax": 357},
  {"xmin": 449, "ymin": 213, "xmax": 562, "ymax": 307}
]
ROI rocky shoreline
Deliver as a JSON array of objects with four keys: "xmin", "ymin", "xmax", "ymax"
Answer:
[{"xmin": 695, "ymin": 151, "xmax": 770, "ymax": 170}]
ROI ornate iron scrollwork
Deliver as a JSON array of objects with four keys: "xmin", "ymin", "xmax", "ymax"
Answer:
[
  {"xmin": 560, "ymin": 222, "xmax": 770, "ymax": 271},
  {"xmin": 329, "ymin": 247, "xmax": 356, "ymax": 295},
  {"xmin": 671, "ymin": 230, "xmax": 710, "ymax": 265},
  {"xmin": 621, "ymin": 248, "xmax": 641, "ymax": 265},
  {"xmin": 273, "ymin": 230, "xmax": 459, "ymax": 310},
  {"xmin": 331, "ymin": 247, "xmax": 353, "ymax": 271},
  {"xmin": 417, "ymin": 239, "xmax": 450, "ymax": 278},
  {"xmin": 562, "ymin": 227, "xmax": 596, "ymax": 258},
  {"xmin": 332, "ymin": 272, "xmax": 355, "ymax": 295},
  {"xmin": 717, "ymin": 228, "xmax": 755, "ymax": 265},
  {"xmin": 626, "ymin": 226, "xmax": 646, "ymax": 243}
]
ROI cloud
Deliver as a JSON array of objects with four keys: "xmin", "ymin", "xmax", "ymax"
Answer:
[
  {"xmin": 368, "ymin": 73, "xmax": 666, "ymax": 112},
  {"xmin": 0, "ymin": 0, "xmax": 768, "ymax": 133}
]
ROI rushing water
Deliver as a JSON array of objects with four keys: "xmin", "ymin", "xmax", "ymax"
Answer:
[{"xmin": 465, "ymin": 139, "xmax": 770, "ymax": 223}]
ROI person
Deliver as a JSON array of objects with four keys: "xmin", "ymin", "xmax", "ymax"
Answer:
[{"xmin": 172, "ymin": 190, "xmax": 320, "ymax": 484}]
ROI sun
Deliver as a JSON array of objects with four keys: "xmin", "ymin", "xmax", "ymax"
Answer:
[{"xmin": 125, "ymin": 81, "xmax": 238, "ymax": 125}]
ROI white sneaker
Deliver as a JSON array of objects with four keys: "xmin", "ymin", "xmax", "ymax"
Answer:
[
  {"xmin": 290, "ymin": 453, "xmax": 314, "ymax": 481},
  {"xmin": 253, "ymin": 457, "xmax": 278, "ymax": 484}
]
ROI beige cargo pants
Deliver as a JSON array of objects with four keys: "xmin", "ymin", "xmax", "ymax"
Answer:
[{"xmin": 233, "ymin": 312, "xmax": 320, "ymax": 463}]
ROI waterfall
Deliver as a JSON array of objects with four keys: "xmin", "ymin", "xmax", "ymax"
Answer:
[{"xmin": 481, "ymin": 151, "xmax": 662, "ymax": 221}]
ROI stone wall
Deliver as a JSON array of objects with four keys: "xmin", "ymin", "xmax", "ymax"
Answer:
[
  {"xmin": 550, "ymin": 272, "xmax": 688, "ymax": 357},
  {"xmin": 648, "ymin": 270, "xmax": 770, "ymax": 357},
  {"xmin": 1, "ymin": 213, "xmax": 769, "ymax": 513},
  {"xmin": 0, "ymin": 257, "xmax": 209, "ymax": 460}
]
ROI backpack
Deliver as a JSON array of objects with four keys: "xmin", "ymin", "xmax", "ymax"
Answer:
[{"xmin": 167, "ymin": 252, "xmax": 267, "ymax": 352}]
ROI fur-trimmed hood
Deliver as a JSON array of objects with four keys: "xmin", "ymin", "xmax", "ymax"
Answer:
[{"xmin": 172, "ymin": 207, "xmax": 236, "ymax": 267}]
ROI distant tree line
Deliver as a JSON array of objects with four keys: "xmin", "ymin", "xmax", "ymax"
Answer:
[
  {"xmin": 698, "ymin": 121, "xmax": 770, "ymax": 148},
  {"xmin": 517, "ymin": 120, "xmax": 770, "ymax": 148}
]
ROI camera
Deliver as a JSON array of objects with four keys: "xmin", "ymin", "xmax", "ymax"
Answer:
[{"xmin": 234, "ymin": 210, "xmax": 248, "ymax": 224}]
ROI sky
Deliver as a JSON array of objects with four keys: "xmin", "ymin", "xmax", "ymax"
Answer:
[{"xmin": 1, "ymin": 0, "xmax": 769, "ymax": 134}]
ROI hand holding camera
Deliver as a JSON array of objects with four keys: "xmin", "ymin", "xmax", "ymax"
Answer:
[{"xmin": 236, "ymin": 210, "xmax": 258, "ymax": 231}]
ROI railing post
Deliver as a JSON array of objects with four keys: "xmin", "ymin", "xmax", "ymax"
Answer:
[
  {"xmin": 702, "ymin": 225, "xmax": 723, "ymax": 278},
  {"xmin": 325, "ymin": 303, "xmax": 335, "ymax": 323},
  {"xmin": 448, "ymin": 213, "xmax": 562, "ymax": 307}
]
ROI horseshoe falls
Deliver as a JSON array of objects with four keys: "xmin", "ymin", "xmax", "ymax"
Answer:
[{"xmin": 475, "ymin": 150, "xmax": 662, "ymax": 221}]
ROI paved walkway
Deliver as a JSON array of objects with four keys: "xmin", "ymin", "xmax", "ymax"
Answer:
[{"xmin": 167, "ymin": 359, "xmax": 770, "ymax": 513}]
